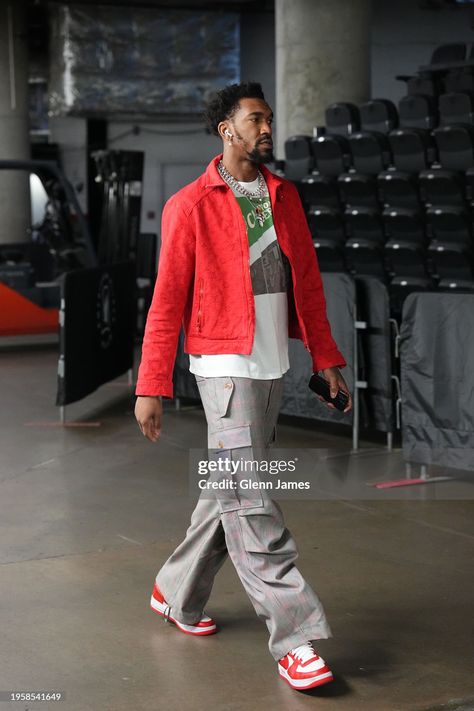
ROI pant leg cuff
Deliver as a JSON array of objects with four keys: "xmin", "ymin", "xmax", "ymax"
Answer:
[{"xmin": 269, "ymin": 625, "xmax": 333, "ymax": 662}]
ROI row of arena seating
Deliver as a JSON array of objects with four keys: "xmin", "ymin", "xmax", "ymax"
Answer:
[
  {"xmin": 302, "ymin": 92, "xmax": 474, "ymax": 140},
  {"xmin": 285, "ymin": 94, "xmax": 474, "ymax": 186},
  {"xmin": 397, "ymin": 42, "xmax": 474, "ymax": 97},
  {"xmin": 281, "ymin": 92, "xmax": 474, "ymax": 316}
]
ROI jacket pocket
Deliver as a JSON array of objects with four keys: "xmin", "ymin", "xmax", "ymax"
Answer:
[{"xmin": 196, "ymin": 278, "xmax": 204, "ymax": 333}]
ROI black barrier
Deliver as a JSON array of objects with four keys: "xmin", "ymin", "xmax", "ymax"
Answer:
[
  {"xmin": 56, "ymin": 262, "xmax": 135, "ymax": 406},
  {"xmin": 92, "ymin": 150, "xmax": 144, "ymax": 266},
  {"xmin": 355, "ymin": 277, "xmax": 395, "ymax": 434},
  {"xmin": 400, "ymin": 292, "xmax": 474, "ymax": 470}
]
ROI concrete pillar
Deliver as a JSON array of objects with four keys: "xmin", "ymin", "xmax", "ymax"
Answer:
[
  {"xmin": 275, "ymin": 0, "xmax": 372, "ymax": 158},
  {"xmin": 0, "ymin": 1, "xmax": 30, "ymax": 245}
]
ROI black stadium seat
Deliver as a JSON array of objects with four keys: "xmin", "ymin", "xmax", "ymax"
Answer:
[
  {"xmin": 397, "ymin": 43, "xmax": 467, "ymax": 98},
  {"xmin": 347, "ymin": 132, "xmax": 392, "ymax": 174},
  {"xmin": 345, "ymin": 238, "xmax": 387, "ymax": 279},
  {"xmin": 378, "ymin": 127, "xmax": 436, "ymax": 207},
  {"xmin": 388, "ymin": 128, "xmax": 436, "ymax": 172},
  {"xmin": 382, "ymin": 207, "xmax": 426, "ymax": 245},
  {"xmin": 445, "ymin": 44, "xmax": 474, "ymax": 94},
  {"xmin": 426, "ymin": 205, "xmax": 472, "ymax": 246},
  {"xmin": 325, "ymin": 102, "xmax": 360, "ymax": 136},
  {"xmin": 284, "ymin": 135, "xmax": 313, "ymax": 181},
  {"xmin": 307, "ymin": 206, "xmax": 346, "ymax": 242},
  {"xmin": 313, "ymin": 239, "xmax": 346, "ymax": 272},
  {"xmin": 378, "ymin": 169, "xmax": 420, "ymax": 209},
  {"xmin": 437, "ymin": 277, "xmax": 474, "ymax": 292},
  {"xmin": 338, "ymin": 172, "xmax": 379, "ymax": 208},
  {"xmin": 344, "ymin": 207, "xmax": 385, "ymax": 243},
  {"xmin": 310, "ymin": 134, "xmax": 351, "ymax": 175},
  {"xmin": 300, "ymin": 173, "xmax": 340, "ymax": 210},
  {"xmin": 298, "ymin": 134, "xmax": 351, "ymax": 209},
  {"xmin": 438, "ymin": 92, "xmax": 474, "ymax": 127},
  {"xmin": 419, "ymin": 168, "xmax": 466, "ymax": 207},
  {"xmin": 431, "ymin": 42, "xmax": 467, "ymax": 63},
  {"xmin": 427, "ymin": 241, "xmax": 474, "ymax": 280},
  {"xmin": 359, "ymin": 99, "xmax": 398, "ymax": 135},
  {"xmin": 398, "ymin": 94, "xmax": 438, "ymax": 130},
  {"xmin": 384, "ymin": 240, "xmax": 428, "ymax": 279},
  {"xmin": 432, "ymin": 124, "xmax": 474, "ymax": 170},
  {"xmin": 338, "ymin": 133, "xmax": 391, "ymax": 207}
]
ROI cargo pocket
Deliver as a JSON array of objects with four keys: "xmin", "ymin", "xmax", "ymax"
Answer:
[
  {"xmin": 207, "ymin": 423, "xmax": 265, "ymax": 513},
  {"xmin": 214, "ymin": 377, "xmax": 234, "ymax": 419}
]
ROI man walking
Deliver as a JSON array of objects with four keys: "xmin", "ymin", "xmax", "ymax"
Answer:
[{"xmin": 134, "ymin": 82, "xmax": 352, "ymax": 692}]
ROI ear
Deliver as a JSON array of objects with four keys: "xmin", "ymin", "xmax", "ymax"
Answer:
[{"xmin": 218, "ymin": 121, "xmax": 230, "ymax": 141}]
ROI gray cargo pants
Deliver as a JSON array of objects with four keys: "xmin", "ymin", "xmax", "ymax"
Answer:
[{"xmin": 155, "ymin": 374, "xmax": 332, "ymax": 661}]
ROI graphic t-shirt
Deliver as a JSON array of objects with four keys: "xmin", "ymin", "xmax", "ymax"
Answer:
[{"xmin": 189, "ymin": 176, "xmax": 290, "ymax": 379}]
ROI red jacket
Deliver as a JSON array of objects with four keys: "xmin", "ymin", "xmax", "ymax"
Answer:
[{"xmin": 136, "ymin": 154, "xmax": 346, "ymax": 398}]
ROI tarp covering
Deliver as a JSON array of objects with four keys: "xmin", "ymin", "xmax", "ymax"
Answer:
[
  {"xmin": 280, "ymin": 273, "xmax": 356, "ymax": 425},
  {"xmin": 400, "ymin": 292, "xmax": 474, "ymax": 469},
  {"xmin": 49, "ymin": 5, "xmax": 240, "ymax": 118}
]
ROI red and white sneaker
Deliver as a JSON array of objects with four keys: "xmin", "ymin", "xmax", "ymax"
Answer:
[
  {"xmin": 278, "ymin": 642, "xmax": 334, "ymax": 690},
  {"xmin": 150, "ymin": 583, "xmax": 217, "ymax": 636}
]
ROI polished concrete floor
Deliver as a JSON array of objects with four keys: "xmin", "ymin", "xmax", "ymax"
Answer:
[{"xmin": 1, "ymin": 343, "xmax": 474, "ymax": 711}]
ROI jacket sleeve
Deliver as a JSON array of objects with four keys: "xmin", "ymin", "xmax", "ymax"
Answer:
[
  {"xmin": 289, "ymin": 183, "xmax": 347, "ymax": 372},
  {"xmin": 135, "ymin": 198, "xmax": 195, "ymax": 398}
]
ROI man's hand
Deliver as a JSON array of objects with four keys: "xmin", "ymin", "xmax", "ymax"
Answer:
[
  {"xmin": 318, "ymin": 367, "xmax": 353, "ymax": 413},
  {"xmin": 134, "ymin": 396, "xmax": 163, "ymax": 442}
]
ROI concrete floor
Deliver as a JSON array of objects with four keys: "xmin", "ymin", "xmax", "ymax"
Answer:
[{"xmin": 1, "ymin": 343, "xmax": 474, "ymax": 711}]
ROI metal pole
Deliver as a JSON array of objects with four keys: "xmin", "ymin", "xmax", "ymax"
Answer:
[{"xmin": 352, "ymin": 312, "xmax": 359, "ymax": 452}]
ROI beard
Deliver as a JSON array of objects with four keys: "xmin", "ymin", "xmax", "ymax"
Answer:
[{"xmin": 248, "ymin": 143, "xmax": 275, "ymax": 165}]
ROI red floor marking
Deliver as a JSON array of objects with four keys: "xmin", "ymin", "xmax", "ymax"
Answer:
[{"xmin": 367, "ymin": 477, "xmax": 452, "ymax": 489}]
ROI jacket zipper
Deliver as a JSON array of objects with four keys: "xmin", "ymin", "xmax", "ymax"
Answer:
[{"xmin": 196, "ymin": 278, "xmax": 204, "ymax": 332}]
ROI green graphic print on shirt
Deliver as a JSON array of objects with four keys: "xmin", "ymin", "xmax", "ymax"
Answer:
[{"xmin": 235, "ymin": 195, "xmax": 287, "ymax": 296}]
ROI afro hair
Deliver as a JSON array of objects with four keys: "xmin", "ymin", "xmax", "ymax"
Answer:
[{"xmin": 203, "ymin": 82, "xmax": 266, "ymax": 136}]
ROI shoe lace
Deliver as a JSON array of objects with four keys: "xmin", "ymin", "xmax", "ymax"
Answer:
[{"xmin": 291, "ymin": 642, "xmax": 316, "ymax": 664}]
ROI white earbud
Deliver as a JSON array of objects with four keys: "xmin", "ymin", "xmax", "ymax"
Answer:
[{"xmin": 225, "ymin": 129, "xmax": 233, "ymax": 138}]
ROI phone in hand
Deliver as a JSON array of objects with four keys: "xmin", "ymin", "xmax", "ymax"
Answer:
[{"xmin": 308, "ymin": 373, "xmax": 350, "ymax": 412}]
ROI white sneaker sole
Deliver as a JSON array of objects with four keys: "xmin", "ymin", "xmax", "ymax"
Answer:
[
  {"xmin": 278, "ymin": 664, "xmax": 334, "ymax": 690},
  {"xmin": 150, "ymin": 595, "xmax": 217, "ymax": 636}
]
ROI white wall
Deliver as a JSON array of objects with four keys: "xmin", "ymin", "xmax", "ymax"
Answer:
[
  {"xmin": 49, "ymin": 117, "xmax": 87, "ymax": 212},
  {"xmin": 107, "ymin": 122, "xmax": 217, "ymax": 235}
]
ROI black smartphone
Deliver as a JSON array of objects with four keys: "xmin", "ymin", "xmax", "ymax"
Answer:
[{"xmin": 308, "ymin": 374, "xmax": 350, "ymax": 412}]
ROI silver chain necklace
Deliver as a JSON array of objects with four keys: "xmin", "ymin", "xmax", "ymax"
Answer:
[{"xmin": 217, "ymin": 160, "xmax": 266, "ymax": 199}]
